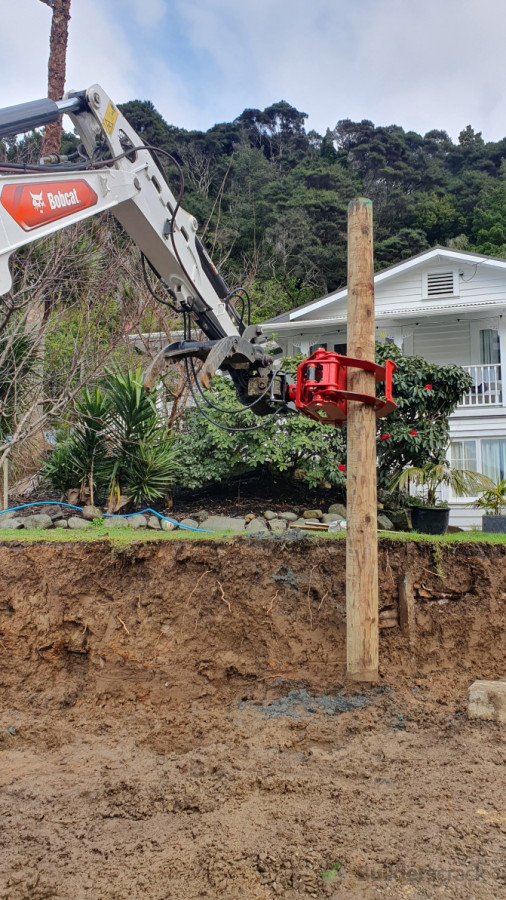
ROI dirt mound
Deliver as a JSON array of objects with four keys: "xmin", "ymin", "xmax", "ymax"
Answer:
[{"xmin": 1, "ymin": 538, "xmax": 505, "ymax": 898}]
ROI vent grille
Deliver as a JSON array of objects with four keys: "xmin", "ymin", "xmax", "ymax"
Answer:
[{"xmin": 426, "ymin": 271, "xmax": 454, "ymax": 296}]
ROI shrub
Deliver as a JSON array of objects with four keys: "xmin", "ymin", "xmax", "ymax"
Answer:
[
  {"xmin": 43, "ymin": 367, "xmax": 182, "ymax": 507},
  {"xmin": 174, "ymin": 361, "xmax": 347, "ymax": 490}
]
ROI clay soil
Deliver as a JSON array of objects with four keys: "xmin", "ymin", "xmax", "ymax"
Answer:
[{"xmin": 0, "ymin": 537, "xmax": 505, "ymax": 899}]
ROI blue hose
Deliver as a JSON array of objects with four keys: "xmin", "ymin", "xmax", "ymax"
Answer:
[{"xmin": 0, "ymin": 501, "xmax": 212, "ymax": 533}]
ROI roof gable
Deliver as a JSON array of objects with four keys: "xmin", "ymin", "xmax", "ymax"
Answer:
[{"xmin": 268, "ymin": 247, "xmax": 506, "ymax": 324}]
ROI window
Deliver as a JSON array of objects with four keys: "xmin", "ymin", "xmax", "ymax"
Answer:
[
  {"xmin": 450, "ymin": 440, "xmax": 477, "ymax": 471},
  {"xmin": 481, "ymin": 439, "xmax": 506, "ymax": 484},
  {"xmin": 451, "ymin": 438, "xmax": 506, "ymax": 492},
  {"xmin": 333, "ymin": 343, "xmax": 347, "ymax": 355},
  {"xmin": 423, "ymin": 270, "xmax": 458, "ymax": 298},
  {"xmin": 480, "ymin": 329, "xmax": 501, "ymax": 365}
]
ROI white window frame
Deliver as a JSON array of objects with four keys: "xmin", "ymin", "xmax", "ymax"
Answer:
[{"xmin": 450, "ymin": 436, "xmax": 506, "ymax": 501}]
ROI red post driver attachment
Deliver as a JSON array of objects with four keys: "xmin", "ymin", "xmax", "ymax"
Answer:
[{"xmin": 287, "ymin": 348, "xmax": 397, "ymax": 426}]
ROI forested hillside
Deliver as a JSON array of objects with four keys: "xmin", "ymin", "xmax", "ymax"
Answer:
[{"xmin": 120, "ymin": 98, "xmax": 506, "ymax": 321}]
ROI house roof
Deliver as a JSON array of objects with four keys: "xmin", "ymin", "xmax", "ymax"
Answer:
[{"xmin": 265, "ymin": 246, "xmax": 506, "ymax": 325}]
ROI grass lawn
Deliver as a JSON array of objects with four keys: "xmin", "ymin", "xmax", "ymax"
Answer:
[{"xmin": 1, "ymin": 526, "xmax": 506, "ymax": 546}]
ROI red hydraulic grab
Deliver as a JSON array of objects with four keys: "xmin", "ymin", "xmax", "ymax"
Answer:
[{"xmin": 287, "ymin": 348, "xmax": 397, "ymax": 426}]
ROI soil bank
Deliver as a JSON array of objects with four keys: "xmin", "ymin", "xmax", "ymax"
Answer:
[{"xmin": 0, "ymin": 538, "xmax": 505, "ymax": 899}]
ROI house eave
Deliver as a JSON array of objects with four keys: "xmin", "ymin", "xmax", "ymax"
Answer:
[{"xmin": 262, "ymin": 298, "xmax": 506, "ymax": 333}]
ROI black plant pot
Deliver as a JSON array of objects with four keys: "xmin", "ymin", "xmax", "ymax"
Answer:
[
  {"xmin": 482, "ymin": 514, "xmax": 506, "ymax": 533},
  {"xmin": 410, "ymin": 505, "xmax": 450, "ymax": 535}
]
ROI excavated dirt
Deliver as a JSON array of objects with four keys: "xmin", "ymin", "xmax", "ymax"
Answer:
[{"xmin": 0, "ymin": 537, "xmax": 505, "ymax": 899}]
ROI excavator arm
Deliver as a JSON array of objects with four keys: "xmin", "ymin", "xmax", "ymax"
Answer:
[
  {"xmin": 0, "ymin": 84, "xmax": 280, "ymax": 407},
  {"xmin": 0, "ymin": 85, "xmax": 396, "ymax": 426}
]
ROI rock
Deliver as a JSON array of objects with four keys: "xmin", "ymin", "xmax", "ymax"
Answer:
[
  {"xmin": 128, "ymin": 514, "xmax": 148, "ymax": 529},
  {"xmin": 193, "ymin": 510, "xmax": 210, "ymax": 523},
  {"xmin": 42, "ymin": 505, "xmax": 65, "ymax": 521},
  {"xmin": 269, "ymin": 518, "xmax": 287, "ymax": 532},
  {"xmin": 200, "ymin": 515, "xmax": 246, "ymax": 531},
  {"xmin": 383, "ymin": 509, "xmax": 410, "ymax": 531},
  {"xmin": 147, "ymin": 515, "xmax": 161, "ymax": 530},
  {"xmin": 321, "ymin": 513, "xmax": 341, "ymax": 525},
  {"xmin": 468, "ymin": 680, "xmax": 506, "ymax": 723},
  {"xmin": 161, "ymin": 519, "xmax": 177, "ymax": 532},
  {"xmin": 67, "ymin": 516, "xmax": 92, "ymax": 530},
  {"xmin": 279, "ymin": 512, "xmax": 298, "ymax": 522},
  {"xmin": 179, "ymin": 518, "xmax": 199, "ymax": 529},
  {"xmin": 104, "ymin": 516, "xmax": 129, "ymax": 528},
  {"xmin": 263, "ymin": 510, "xmax": 277, "ymax": 520},
  {"xmin": 23, "ymin": 514, "xmax": 53, "ymax": 530},
  {"xmin": 303, "ymin": 509, "xmax": 323, "ymax": 520},
  {"xmin": 244, "ymin": 513, "xmax": 256, "ymax": 523},
  {"xmin": 292, "ymin": 518, "xmax": 308, "ymax": 528},
  {"xmin": 81, "ymin": 505, "xmax": 103, "ymax": 521},
  {"xmin": 0, "ymin": 517, "xmax": 24, "ymax": 529},
  {"xmin": 246, "ymin": 519, "xmax": 268, "ymax": 533},
  {"xmin": 328, "ymin": 503, "xmax": 347, "ymax": 518},
  {"xmin": 377, "ymin": 513, "xmax": 394, "ymax": 531},
  {"xmin": 54, "ymin": 519, "xmax": 68, "ymax": 529}
]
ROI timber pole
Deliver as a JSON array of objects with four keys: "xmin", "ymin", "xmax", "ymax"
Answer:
[{"xmin": 346, "ymin": 198, "xmax": 379, "ymax": 682}]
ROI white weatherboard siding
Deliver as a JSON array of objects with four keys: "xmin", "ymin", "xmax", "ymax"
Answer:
[{"xmin": 411, "ymin": 321, "xmax": 471, "ymax": 366}]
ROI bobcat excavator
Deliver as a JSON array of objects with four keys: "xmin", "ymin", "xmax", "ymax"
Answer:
[{"xmin": 0, "ymin": 84, "xmax": 396, "ymax": 427}]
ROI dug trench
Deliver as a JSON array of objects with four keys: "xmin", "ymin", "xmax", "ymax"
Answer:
[{"xmin": 0, "ymin": 537, "xmax": 505, "ymax": 899}]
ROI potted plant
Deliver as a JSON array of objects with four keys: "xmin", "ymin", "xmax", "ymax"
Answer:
[
  {"xmin": 473, "ymin": 478, "xmax": 506, "ymax": 533},
  {"xmin": 391, "ymin": 462, "xmax": 493, "ymax": 534}
]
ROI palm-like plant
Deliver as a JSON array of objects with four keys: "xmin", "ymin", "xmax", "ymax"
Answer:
[
  {"xmin": 473, "ymin": 478, "xmax": 506, "ymax": 516},
  {"xmin": 42, "ymin": 387, "xmax": 110, "ymax": 504},
  {"xmin": 44, "ymin": 367, "xmax": 183, "ymax": 509},
  {"xmin": 392, "ymin": 461, "xmax": 494, "ymax": 507},
  {"xmin": 103, "ymin": 366, "xmax": 178, "ymax": 509}
]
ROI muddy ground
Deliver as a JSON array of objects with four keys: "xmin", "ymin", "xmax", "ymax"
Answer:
[{"xmin": 0, "ymin": 537, "xmax": 505, "ymax": 899}]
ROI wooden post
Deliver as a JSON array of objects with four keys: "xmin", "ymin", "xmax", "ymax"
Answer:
[{"xmin": 346, "ymin": 198, "xmax": 378, "ymax": 681}]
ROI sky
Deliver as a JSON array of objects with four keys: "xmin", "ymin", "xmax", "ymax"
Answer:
[{"xmin": 1, "ymin": 0, "xmax": 506, "ymax": 142}]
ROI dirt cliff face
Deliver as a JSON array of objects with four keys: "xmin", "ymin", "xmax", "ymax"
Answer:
[
  {"xmin": 1, "ymin": 538, "xmax": 505, "ymax": 899},
  {"xmin": 1, "ymin": 538, "xmax": 504, "ymax": 708}
]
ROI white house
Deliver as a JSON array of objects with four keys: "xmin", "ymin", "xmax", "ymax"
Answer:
[{"xmin": 262, "ymin": 246, "xmax": 506, "ymax": 529}]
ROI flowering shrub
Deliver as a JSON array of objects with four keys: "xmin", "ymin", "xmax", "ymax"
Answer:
[{"xmin": 375, "ymin": 342, "xmax": 473, "ymax": 486}]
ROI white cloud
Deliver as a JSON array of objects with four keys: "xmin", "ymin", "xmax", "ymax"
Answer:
[
  {"xmin": 0, "ymin": 1, "xmax": 52, "ymax": 108},
  {"xmin": 2, "ymin": 0, "xmax": 506, "ymax": 141},
  {"xmin": 171, "ymin": 0, "xmax": 506, "ymax": 139}
]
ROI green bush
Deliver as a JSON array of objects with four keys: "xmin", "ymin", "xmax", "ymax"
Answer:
[
  {"xmin": 43, "ymin": 367, "xmax": 182, "ymax": 507},
  {"xmin": 174, "ymin": 362, "xmax": 347, "ymax": 490}
]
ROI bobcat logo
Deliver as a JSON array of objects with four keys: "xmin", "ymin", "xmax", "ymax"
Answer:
[{"xmin": 30, "ymin": 191, "xmax": 45, "ymax": 214}]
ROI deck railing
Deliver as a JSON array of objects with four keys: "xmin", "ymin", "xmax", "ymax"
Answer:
[{"xmin": 459, "ymin": 364, "xmax": 503, "ymax": 407}]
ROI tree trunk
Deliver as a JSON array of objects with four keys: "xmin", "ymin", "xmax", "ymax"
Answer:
[{"xmin": 40, "ymin": 0, "xmax": 72, "ymax": 159}]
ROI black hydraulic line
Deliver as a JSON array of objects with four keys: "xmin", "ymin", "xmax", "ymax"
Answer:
[{"xmin": 183, "ymin": 357, "xmax": 286, "ymax": 433}]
